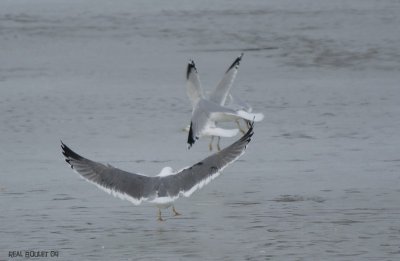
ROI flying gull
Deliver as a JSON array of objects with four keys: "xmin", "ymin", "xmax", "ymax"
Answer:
[
  {"xmin": 184, "ymin": 54, "xmax": 252, "ymax": 134},
  {"xmin": 186, "ymin": 55, "xmax": 263, "ymax": 150},
  {"xmin": 61, "ymin": 124, "xmax": 254, "ymax": 221}
]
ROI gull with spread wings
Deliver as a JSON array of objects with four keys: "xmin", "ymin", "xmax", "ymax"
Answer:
[
  {"xmin": 185, "ymin": 54, "xmax": 263, "ymax": 151},
  {"xmin": 61, "ymin": 124, "xmax": 254, "ymax": 221}
]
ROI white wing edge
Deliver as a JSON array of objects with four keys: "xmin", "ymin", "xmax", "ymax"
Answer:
[
  {"xmin": 73, "ymin": 169, "xmax": 148, "ymax": 206},
  {"xmin": 180, "ymin": 148, "xmax": 247, "ymax": 198},
  {"xmin": 210, "ymin": 53, "xmax": 244, "ymax": 105}
]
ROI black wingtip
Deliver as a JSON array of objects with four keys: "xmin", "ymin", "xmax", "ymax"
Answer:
[
  {"xmin": 61, "ymin": 141, "xmax": 73, "ymax": 168},
  {"xmin": 60, "ymin": 141, "xmax": 84, "ymax": 168},
  {"xmin": 226, "ymin": 53, "xmax": 244, "ymax": 72},
  {"xmin": 187, "ymin": 122, "xmax": 196, "ymax": 149},
  {"xmin": 60, "ymin": 140, "xmax": 68, "ymax": 157},
  {"xmin": 241, "ymin": 121, "xmax": 254, "ymax": 143},
  {"xmin": 186, "ymin": 60, "xmax": 197, "ymax": 80}
]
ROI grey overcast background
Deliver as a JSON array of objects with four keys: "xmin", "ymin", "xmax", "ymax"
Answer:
[{"xmin": 1, "ymin": 0, "xmax": 400, "ymax": 260}]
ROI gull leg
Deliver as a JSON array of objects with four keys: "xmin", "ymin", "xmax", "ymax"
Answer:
[
  {"xmin": 217, "ymin": 136, "xmax": 221, "ymax": 151},
  {"xmin": 172, "ymin": 205, "xmax": 181, "ymax": 216},
  {"xmin": 236, "ymin": 120, "xmax": 246, "ymax": 134},
  {"xmin": 209, "ymin": 136, "xmax": 214, "ymax": 151},
  {"xmin": 157, "ymin": 208, "xmax": 164, "ymax": 221}
]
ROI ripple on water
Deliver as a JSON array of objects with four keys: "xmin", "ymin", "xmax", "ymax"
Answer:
[
  {"xmin": 271, "ymin": 194, "xmax": 326, "ymax": 203},
  {"xmin": 227, "ymin": 201, "xmax": 261, "ymax": 207},
  {"xmin": 52, "ymin": 193, "xmax": 75, "ymax": 201},
  {"xmin": 330, "ymin": 219, "xmax": 363, "ymax": 225}
]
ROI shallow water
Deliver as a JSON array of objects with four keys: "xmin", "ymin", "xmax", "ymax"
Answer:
[{"xmin": 1, "ymin": 0, "xmax": 400, "ymax": 260}]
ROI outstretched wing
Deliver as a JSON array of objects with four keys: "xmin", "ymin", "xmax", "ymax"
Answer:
[
  {"xmin": 167, "ymin": 123, "xmax": 254, "ymax": 197},
  {"xmin": 61, "ymin": 142, "xmax": 157, "ymax": 205},
  {"xmin": 186, "ymin": 60, "xmax": 204, "ymax": 108},
  {"xmin": 209, "ymin": 53, "xmax": 243, "ymax": 106}
]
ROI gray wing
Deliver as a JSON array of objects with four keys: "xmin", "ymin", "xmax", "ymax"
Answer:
[
  {"xmin": 209, "ymin": 53, "xmax": 243, "ymax": 106},
  {"xmin": 168, "ymin": 123, "xmax": 253, "ymax": 198},
  {"xmin": 61, "ymin": 142, "xmax": 158, "ymax": 205},
  {"xmin": 186, "ymin": 60, "xmax": 203, "ymax": 108}
]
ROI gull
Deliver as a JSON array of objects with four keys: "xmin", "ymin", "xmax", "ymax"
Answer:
[
  {"xmin": 61, "ymin": 124, "xmax": 254, "ymax": 221},
  {"xmin": 186, "ymin": 54, "xmax": 263, "ymax": 150}
]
